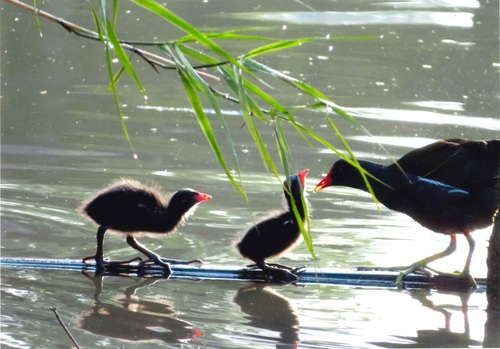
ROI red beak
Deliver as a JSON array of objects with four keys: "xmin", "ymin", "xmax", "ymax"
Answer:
[
  {"xmin": 195, "ymin": 192, "xmax": 212, "ymax": 202},
  {"xmin": 314, "ymin": 169, "xmax": 333, "ymax": 192},
  {"xmin": 297, "ymin": 169, "xmax": 309, "ymax": 189}
]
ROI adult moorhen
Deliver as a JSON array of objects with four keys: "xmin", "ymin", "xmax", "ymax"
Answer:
[{"xmin": 314, "ymin": 138, "xmax": 499, "ymax": 288}]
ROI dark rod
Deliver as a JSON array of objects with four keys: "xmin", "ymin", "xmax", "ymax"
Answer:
[{"xmin": 0, "ymin": 257, "xmax": 486, "ymax": 291}]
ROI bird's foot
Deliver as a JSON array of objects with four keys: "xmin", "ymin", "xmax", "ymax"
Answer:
[
  {"xmin": 263, "ymin": 267, "xmax": 299, "ymax": 285},
  {"xmin": 395, "ymin": 265, "xmax": 478, "ymax": 291},
  {"xmin": 290, "ymin": 265, "xmax": 307, "ymax": 274},
  {"xmin": 263, "ymin": 262, "xmax": 294, "ymax": 270},
  {"xmin": 246, "ymin": 263, "xmax": 306, "ymax": 276},
  {"xmin": 430, "ymin": 270, "xmax": 477, "ymax": 292},
  {"xmin": 355, "ymin": 265, "xmax": 434, "ymax": 289},
  {"xmin": 254, "ymin": 262, "xmax": 302, "ymax": 285},
  {"xmin": 138, "ymin": 258, "xmax": 172, "ymax": 277},
  {"xmin": 82, "ymin": 255, "xmax": 143, "ymax": 273},
  {"xmin": 160, "ymin": 258, "xmax": 203, "ymax": 266}
]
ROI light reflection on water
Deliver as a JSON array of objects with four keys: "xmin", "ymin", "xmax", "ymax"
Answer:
[
  {"xmin": 228, "ymin": 11, "xmax": 475, "ymax": 28},
  {"xmin": 0, "ymin": 269, "xmax": 487, "ymax": 348},
  {"xmin": 351, "ymin": 107, "xmax": 500, "ymax": 131},
  {"xmin": 2, "ymin": 0, "xmax": 498, "ymax": 348}
]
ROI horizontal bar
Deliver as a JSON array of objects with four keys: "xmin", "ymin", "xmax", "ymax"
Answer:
[{"xmin": 0, "ymin": 257, "xmax": 486, "ymax": 291}]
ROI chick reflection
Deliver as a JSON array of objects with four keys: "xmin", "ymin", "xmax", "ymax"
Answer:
[
  {"xmin": 372, "ymin": 290, "xmax": 481, "ymax": 348},
  {"xmin": 79, "ymin": 274, "xmax": 203, "ymax": 344},
  {"xmin": 234, "ymin": 284, "xmax": 299, "ymax": 348}
]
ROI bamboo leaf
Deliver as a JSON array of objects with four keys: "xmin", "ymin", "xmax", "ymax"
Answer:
[
  {"xmin": 274, "ymin": 120, "xmax": 316, "ymax": 261},
  {"xmin": 131, "ymin": 0, "xmax": 242, "ymax": 67},
  {"xmin": 90, "ymin": 6, "xmax": 137, "ymax": 159},
  {"xmin": 177, "ymin": 68, "xmax": 247, "ymax": 198},
  {"xmin": 327, "ymin": 119, "xmax": 380, "ymax": 210},
  {"xmin": 173, "ymin": 45, "xmax": 248, "ymax": 200},
  {"xmin": 105, "ymin": 19, "xmax": 147, "ymax": 96},
  {"xmin": 245, "ymin": 38, "xmax": 314, "ymax": 58},
  {"xmin": 235, "ymin": 66, "xmax": 282, "ymax": 181}
]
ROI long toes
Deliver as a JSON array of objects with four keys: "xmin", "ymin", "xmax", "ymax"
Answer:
[
  {"xmin": 166, "ymin": 259, "xmax": 203, "ymax": 265},
  {"xmin": 291, "ymin": 265, "xmax": 307, "ymax": 274},
  {"xmin": 265, "ymin": 263, "xmax": 294, "ymax": 270},
  {"xmin": 82, "ymin": 255, "xmax": 99, "ymax": 263},
  {"xmin": 139, "ymin": 258, "xmax": 172, "ymax": 275},
  {"xmin": 265, "ymin": 269, "xmax": 299, "ymax": 284},
  {"xmin": 187, "ymin": 259, "xmax": 203, "ymax": 265},
  {"xmin": 432, "ymin": 272, "xmax": 477, "ymax": 292}
]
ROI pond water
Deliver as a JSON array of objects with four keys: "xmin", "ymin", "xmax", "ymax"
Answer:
[{"xmin": 1, "ymin": 0, "xmax": 499, "ymax": 348}]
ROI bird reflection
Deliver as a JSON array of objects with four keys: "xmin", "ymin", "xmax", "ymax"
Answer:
[
  {"xmin": 78, "ymin": 272, "xmax": 203, "ymax": 344},
  {"xmin": 234, "ymin": 284, "xmax": 299, "ymax": 348},
  {"xmin": 371, "ymin": 290, "xmax": 481, "ymax": 347}
]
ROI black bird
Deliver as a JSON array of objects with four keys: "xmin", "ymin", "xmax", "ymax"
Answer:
[
  {"xmin": 237, "ymin": 169, "xmax": 309, "ymax": 283},
  {"xmin": 314, "ymin": 139, "xmax": 499, "ymax": 287},
  {"xmin": 81, "ymin": 179, "xmax": 211, "ymax": 275}
]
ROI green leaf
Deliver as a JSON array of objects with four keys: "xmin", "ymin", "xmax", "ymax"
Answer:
[
  {"xmin": 105, "ymin": 19, "xmax": 147, "ymax": 96},
  {"xmin": 245, "ymin": 38, "xmax": 314, "ymax": 58},
  {"xmin": 172, "ymin": 45, "xmax": 248, "ymax": 200},
  {"xmin": 177, "ymin": 67, "xmax": 247, "ymax": 199},
  {"xmin": 90, "ymin": 5, "xmax": 138, "ymax": 159},
  {"xmin": 327, "ymin": 119, "xmax": 380, "ymax": 210},
  {"xmin": 131, "ymin": 0, "xmax": 241, "ymax": 67}
]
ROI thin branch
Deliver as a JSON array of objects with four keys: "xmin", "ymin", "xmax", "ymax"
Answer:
[
  {"xmin": 3, "ymin": 0, "xmax": 219, "ymax": 81},
  {"xmin": 49, "ymin": 307, "xmax": 81, "ymax": 349}
]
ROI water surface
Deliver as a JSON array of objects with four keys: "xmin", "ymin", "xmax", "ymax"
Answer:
[{"xmin": 1, "ymin": 0, "xmax": 498, "ymax": 347}]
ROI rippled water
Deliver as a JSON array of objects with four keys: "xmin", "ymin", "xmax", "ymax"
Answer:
[{"xmin": 1, "ymin": 0, "xmax": 498, "ymax": 348}]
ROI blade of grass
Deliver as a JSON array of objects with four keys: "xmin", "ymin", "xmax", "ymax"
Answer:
[
  {"xmin": 245, "ymin": 38, "xmax": 315, "ymax": 58},
  {"xmin": 177, "ymin": 68, "xmax": 247, "ymax": 198},
  {"xmin": 105, "ymin": 19, "xmax": 147, "ymax": 97},
  {"xmin": 274, "ymin": 120, "xmax": 316, "ymax": 261},
  {"xmin": 327, "ymin": 118, "xmax": 380, "ymax": 210},
  {"xmin": 234, "ymin": 65, "xmax": 282, "ymax": 181},
  {"xmin": 32, "ymin": 0, "xmax": 43, "ymax": 37},
  {"xmin": 172, "ymin": 44, "xmax": 247, "ymax": 200},
  {"xmin": 131, "ymin": 0, "xmax": 242, "ymax": 67},
  {"xmin": 90, "ymin": 6, "xmax": 138, "ymax": 159}
]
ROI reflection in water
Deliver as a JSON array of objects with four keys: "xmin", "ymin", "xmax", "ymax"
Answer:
[
  {"xmin": 234, "ymin": 284, "xmax": 299, "ymax": 348},
  {"xmin": 372, "ymin": 290, "xmax": 481, "ymax": 348},
  {"xmin": 78, "ymin": 273, "xmax": 203, "ymax": 344},
  {"xmin": 228, "ymin": 11, "xmax": 474, "ymax": 28}
]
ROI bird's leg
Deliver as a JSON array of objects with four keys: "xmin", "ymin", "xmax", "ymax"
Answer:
[
  {"xmin": 395, "ymin": 234, "xmax": 458, "ymax": 287},
  {"xmin": 82, "ymin": 225, "xmax": 144, "ymax": 272},
  {"xmin": 462, "ymin": 231, "xmax": 475, "ymax": 278},
  {"xmin": 126, "ymin": 235, "xmax": 172, "ymax": 276},
  {"xmin": 428, "ymin": 231, "xmax": 477, "ymax": 290},
  {"xmin": 257, "ymin": 261, "xmax": 299, "ymax": 284},
  {"xmin": 82, "ymin": 225, "xmax": 109, "ymax": 271}
]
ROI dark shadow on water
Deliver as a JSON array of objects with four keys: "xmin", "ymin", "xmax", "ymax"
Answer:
[
  {"xmin": 77, "ymin": 272, "xmax": 204, "ymax": 344},
  {"xmin": 234, "ymin": 284, "xmax": 300, "ymax": 349},
  {"xmin": 371, "ymin": 290, "xmax": 481, "ymax": 348}
]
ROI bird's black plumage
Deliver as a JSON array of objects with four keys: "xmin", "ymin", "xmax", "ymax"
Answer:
[
  {"xmin": 315, "ymin": 139, "xmax": 499, "ymax": 287},
  {"xmin": 237, "ymin": 169, "xmax": 309, "ymax": 283},
  {"xmin": 81, "ymin": 179, "xmax": 211, "ymax": 275}
]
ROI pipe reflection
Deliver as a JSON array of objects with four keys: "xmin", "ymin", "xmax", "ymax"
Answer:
[
  {"xmin": 78, "ymin": 272, "xmax": 203, "ymax": 344},
  {"xmin": 372, "ymin": 290, "xmax": 481, "ymax": 347},
  {"xmin": 234, "ymin": 284, "xmax": 299, "ymax": 348}
]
